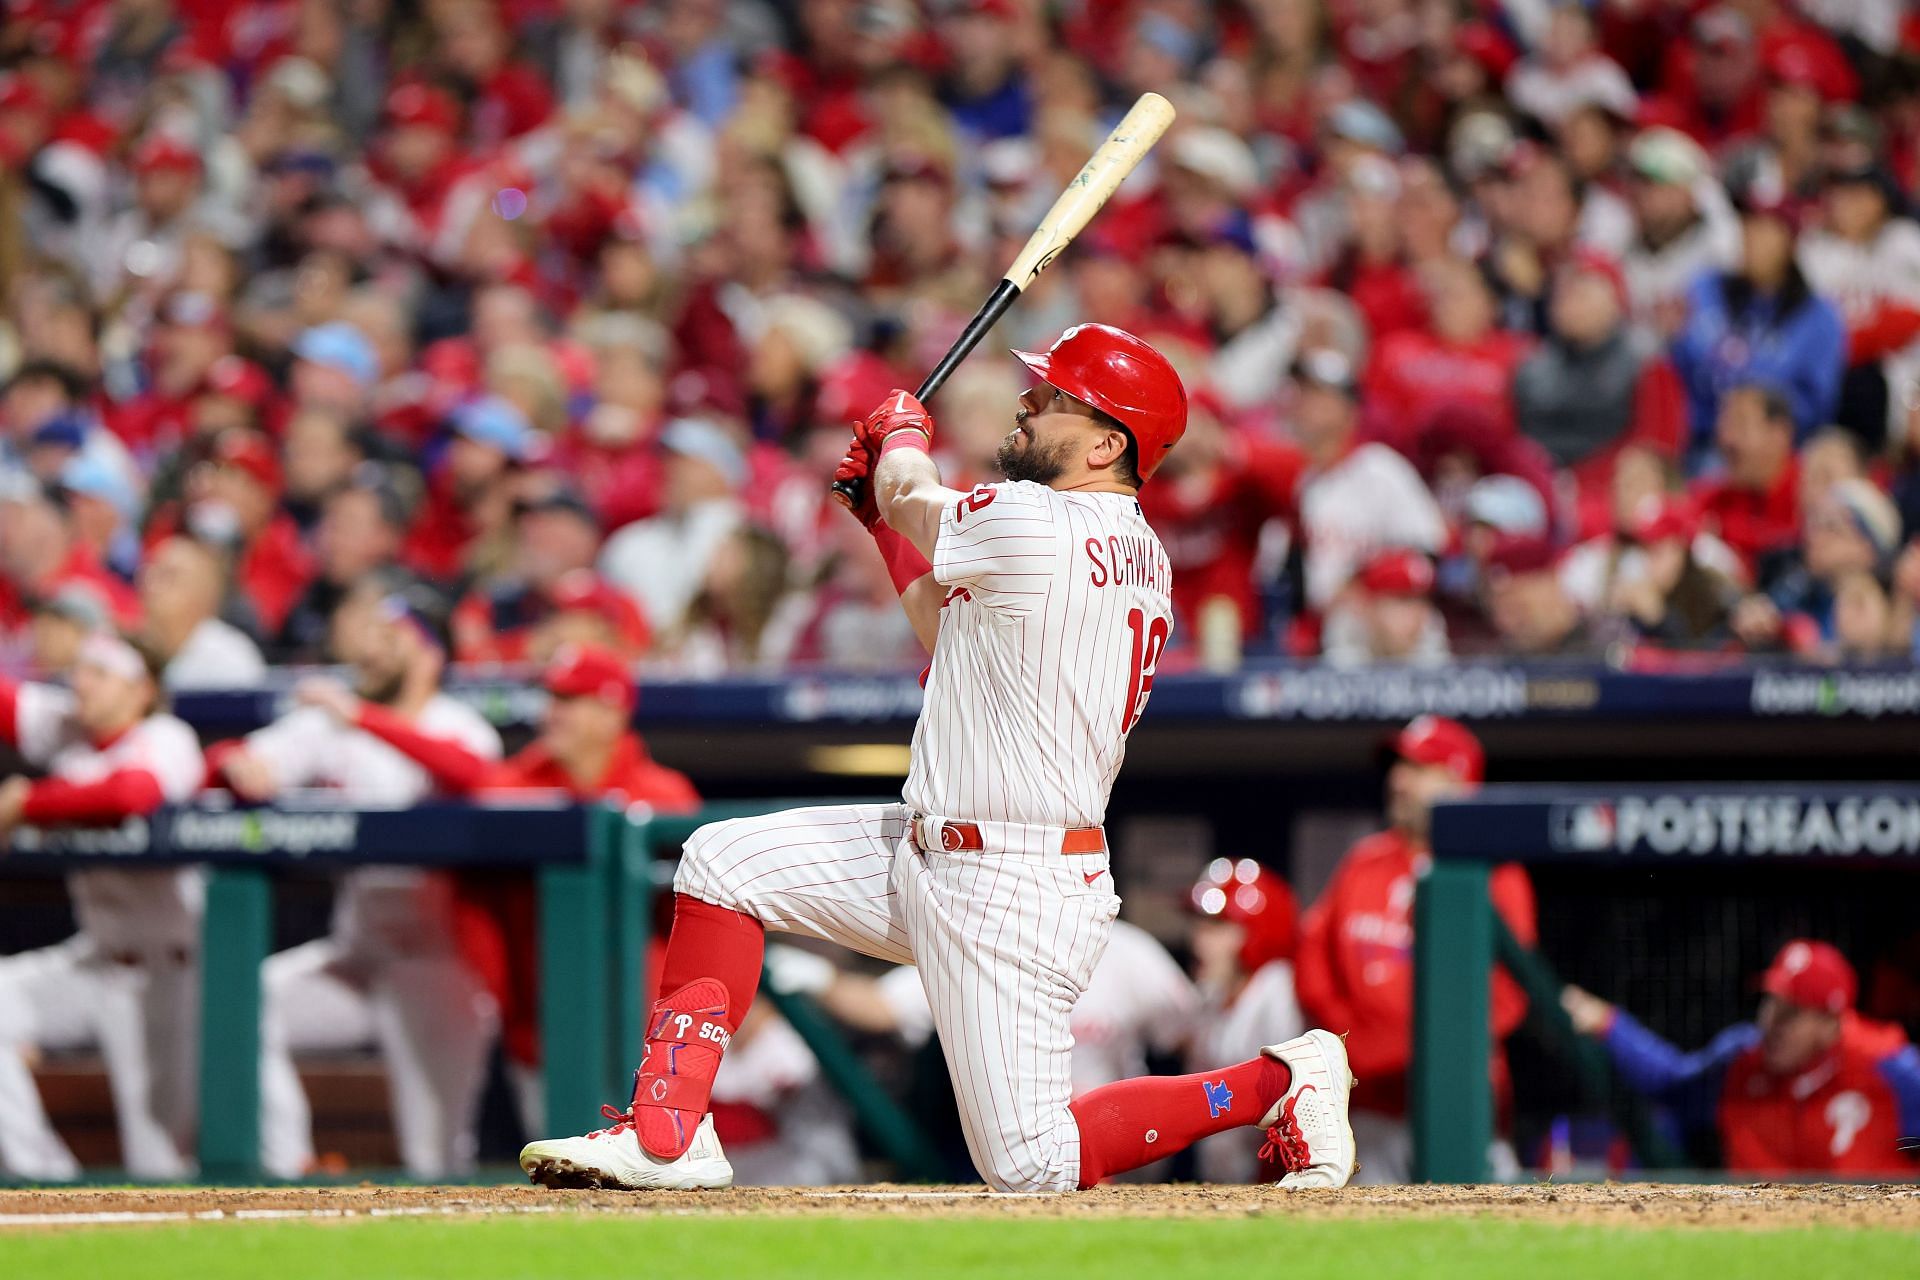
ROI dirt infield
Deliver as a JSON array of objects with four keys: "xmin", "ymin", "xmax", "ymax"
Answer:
[{"xmin": 2, "ymin": 1182, "xmax": 1916, "ymax": 1231}]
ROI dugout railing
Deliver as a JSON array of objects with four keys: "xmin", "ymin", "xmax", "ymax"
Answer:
[
  {"xmin": 1412, "ymin": 782, "xmax": 1920, "ymax": 1182},
  {"xmin": 2, "ymin": 796, "xmax": 940, "ymax": 1182}
]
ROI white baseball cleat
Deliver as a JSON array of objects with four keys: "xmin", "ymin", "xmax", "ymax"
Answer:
[
  {"xmin": 1258, "ymin": 1028, "xmax": 1357, "ymax": 1189},
  {"xmin": 520, "ymin": 1108, "xmax": 733, "ymax": 1191}
]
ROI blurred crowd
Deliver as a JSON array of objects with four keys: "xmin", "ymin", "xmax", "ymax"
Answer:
[{"xmin": 9, "ymin": 0, "xmax": 1920, "ymax": 677}]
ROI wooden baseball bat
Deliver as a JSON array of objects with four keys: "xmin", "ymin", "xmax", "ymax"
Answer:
[{"xmin": 830, "ymin": 92, "xmax": 1177, "ymax": 510}]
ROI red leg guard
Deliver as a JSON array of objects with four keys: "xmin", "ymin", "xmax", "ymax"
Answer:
[
  {"xmin": 630, "ymin": 895, "xmax": 767, "ymax": 1160},
  {"xmin": 1069, "ymin": 1056, "xmax": 1291, "ymax": 1188}
]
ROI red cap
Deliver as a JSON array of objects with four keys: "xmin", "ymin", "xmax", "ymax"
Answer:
[
  {"xmin": 1561, "ymin": 247, "xmax": 1629, "ymax": 311},
  {"xmin": 1189, "ymin": 857, "xmax": 1299, "ymax": 972},
  {"xmin": 1484, "ymin": 535, "xmax": 1559, "ymax": 576},
  {"xmin": 1358, "ymin": 548, "xmax": 1435, "ymax": 597},
  {"xmin": 1630, "ymin": 496, "xmax": 1698, "ymax": 546},
  {"xmin": 543, "ymin": 643, "xmax": 634, "ymax": 711},
  {"xmin": 1760, "ymin": 940, "xmax": 1856, "ymax": 1014},
  {"xmin": 132, "ymin": 134, "xmax": 202, "ymax": 175},
  {"xmin": 385, "ymin": 82, "xmax": 461, "ymax": 134},
  {"xmin": 200, "ymin": 357, "xmax": 275, "ymax": 408},
  {"xmin": 212, "ymin": 430, "xmax": 282, "ymax": 493},
  {"xmin": 548, "ymin": 570, "xmax": 625, "ymax": 620},
  {"xmin": 1010, "ymin": 324, "xmax": 1188, "ymax": 479},
  {"xmin": 1764, "ymin": 44, "xmax": 1822, "ymax": 92},
  {"xmin": 1391, "ymin": 714, "xmax": 1485, "ymax": 783}
]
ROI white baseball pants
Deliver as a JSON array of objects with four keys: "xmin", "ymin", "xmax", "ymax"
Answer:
[
  {"xmin": 0, "ymin": 935, "xmax": 197, "ymax": 1180},
  {"xmin": 675, "ymin": 802, "xmax": 1119, "ymax": 1192},
  {"xmin": 259, "ymin": 938, "xmax": 495, "ymax": 1180}
]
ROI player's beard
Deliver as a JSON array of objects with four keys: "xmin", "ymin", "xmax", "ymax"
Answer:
[
  {"xmin": 356, "ymin": 665, "xmax": 407, "ymax": 706},
  {"xmin": 996, "ymin": 424, "xmax": 1073, "ymax": 485}
]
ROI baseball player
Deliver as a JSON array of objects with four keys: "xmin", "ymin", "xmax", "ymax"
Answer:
[
  {"xmin": 1295, "ymin": 715, "xmax": 1535, "ymax": 1183},
  {"xmin": 210, "ymin": 582, "xmax": 502, "ymax": 1179},
  {"xmin": 1186, "ymin": 858, "xmax": 1308, "ymax": 1183},
  {"xmin": 302, "ymin": 642, "xmax": 700, "ymax": 1136},
  {"xmin": 520, "ymin": 323, "xmax": 1356, "ymax": 1192},
  {"xmin": 1564, "ymin": 940, "xmax": 1920, "ymax": 1175},
  {"xmin": 0, "ymin": 632, "xmax": 205, "ymax": 1180}
]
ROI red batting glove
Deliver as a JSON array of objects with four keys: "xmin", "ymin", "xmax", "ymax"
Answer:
[
  {"xmin": 856, "ymin": 389, "xmax": 935, "ymax": 454},
  {"xmin": 833, "ymin": 437, "xmax": 883, "ymax": 530}
]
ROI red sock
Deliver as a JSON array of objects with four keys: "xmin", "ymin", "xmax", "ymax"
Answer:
[
  {"xmin": 658, "ymin": 894, "xmax": 765, "ymax": 1034},
  {"xmin": 1069, "ymin": 1056, "xmax": 1291, "ymax": 1188}
]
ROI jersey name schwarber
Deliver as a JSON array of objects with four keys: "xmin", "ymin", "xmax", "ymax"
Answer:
[{"xmin": 904, "ymin": 481, "xmax": 1175, "ymax": 830}]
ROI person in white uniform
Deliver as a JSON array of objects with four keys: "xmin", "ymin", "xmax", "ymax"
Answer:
[
  {"xmin": 519, "ymin": 323, "xmax": 1356, "ymax": 1194},
  {"xmin": 211, "ymin": 580, "xmax": 501, "ymax": 1179},
  {"xmin": 0, "ymin": 632, "xmax": 205, "ymax": 1179}
]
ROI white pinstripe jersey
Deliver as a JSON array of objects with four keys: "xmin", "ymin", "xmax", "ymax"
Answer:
[
  {"xmin": 903, "ymin": 481, "xmax": 1174, "ymax": 829},
  {"xmin": 14, "ymin": 683, "xmax": 207, "ymax": 951}
]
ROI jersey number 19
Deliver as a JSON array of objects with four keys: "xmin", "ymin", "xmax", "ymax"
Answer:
[{"xmin": 1123, "ymin": 607, "xmax": 1170, "ymax": 733}]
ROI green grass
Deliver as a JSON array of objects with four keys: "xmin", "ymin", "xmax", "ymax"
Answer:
[{"xmin": 5, "ymin": 1215, "xmax": 1916, "ymax": 1280}]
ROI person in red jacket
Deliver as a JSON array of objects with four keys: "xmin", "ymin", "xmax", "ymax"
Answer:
[
  {"xmin": 1362, "ymin": 256, "xmax": 1534, "ymax": 455},
  {"xmin": 1564, "ymin": 940, "xmax": 1920, "ymax": 1176},
  {"xmin": 1693, "ymin": 383, "xmax": 1801, "ymax": 577},
  {"xmin": 295, "ymin": 643, "xmax": 699, "ymax": 1134},
  {"xmin": 1135, "ymin": 394, "xmax": 1303, "ymax": 647},
  {"xmin": 1295, "ymin": 714, "xmax": 1537, "ymax": 1184}
]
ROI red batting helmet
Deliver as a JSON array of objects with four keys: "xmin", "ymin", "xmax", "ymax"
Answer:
[
  {"xmin": 1010, "ymin": 323, "xmax": 1187, "ymax": 479},
  {"xmin": 1189, "ymin": 857, "xmax": 1299, "ymax": 973}
]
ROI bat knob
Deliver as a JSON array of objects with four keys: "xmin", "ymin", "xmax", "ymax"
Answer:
[{"xmin": 829, "ymin": 478, "xmax": 862, "ymax": 510}]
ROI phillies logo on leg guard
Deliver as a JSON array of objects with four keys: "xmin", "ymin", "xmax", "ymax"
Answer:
[
  {"xmin": 631, "ymin": 978, "xmax": 734, "ymax": 1161},
  {"xmin": 1203, "ymin": 1079, "xmax": 1233, "ymax": 1119}
]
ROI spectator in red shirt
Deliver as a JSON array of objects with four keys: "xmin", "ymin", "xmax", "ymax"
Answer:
[
  {"xmin": 405, "ymin": 395, "xmax": 537, "ymax": 584},
  {"xmin": 435, "ymin": 0, "xmax": 556, "ymax": 148},
  {"xmin": 1363, "ymin": 256, "xmax": 1532, "ymax": 455},
  {"xmin": 1295, "ymin": 715, "xmax": 1536, "ymax": 1185},
  {"xmin": 1693, "ymin": 383, "xmax": 1802, "ymax": 576},
  {"xmin": 367, "ymin": 82, "xmax": 471, "ymax": 243},
  {"xmin": 0, "ymin": 478, "xmax": 140, "ymax": 637},
  {"xmin": 1319, "ymin": 155, "xmax": 1426, "ymax": 343},
  {"xmin": 1565, "ymin": 941, "xmax": 1920, "ymax": 1176},
  {"xmin": 1136, "ymin": 394, "xmax": 1302, "ymax": 647},
  {"xmin": 1645, "ymin": 7, "xmax": 1768, "ymax": 151},
  {"xmin": 109, "ymin": 290, "xmax": 236, "ymax": 457},
  {"xmin": 300, "ymin": 643, "xmax": 699, "ymax": 1132},
  {"xmin": 179, "ymin": 429, "xmax": 313, "ymax": 639}
]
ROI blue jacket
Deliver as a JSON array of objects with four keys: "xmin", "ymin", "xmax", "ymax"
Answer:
[{"xmin": 1669, "ymin": 270, "xmax": 1846, "ymax": 446}]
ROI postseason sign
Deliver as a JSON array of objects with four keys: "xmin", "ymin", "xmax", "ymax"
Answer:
[{"xmin": 1433, "ymin": 785, "xmax": 1920, "ymax": 864}]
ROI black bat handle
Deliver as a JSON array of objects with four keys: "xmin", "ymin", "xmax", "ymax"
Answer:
[{"xmin": 830, "ymin": 279, "xmax": 1023, "ymax": 510}]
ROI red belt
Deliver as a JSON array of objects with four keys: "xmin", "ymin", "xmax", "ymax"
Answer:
[{"xmin": 912, "ymin": 820, "xmax": 1106, "ymax": 856}]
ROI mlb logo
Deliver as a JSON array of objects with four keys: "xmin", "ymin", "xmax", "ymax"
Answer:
[{"xmin": 1551, "ymin": 802, "xmax": 1616, "ymax": 852}]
